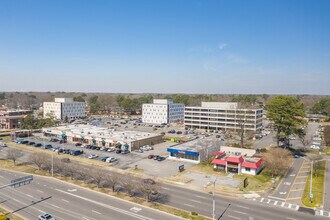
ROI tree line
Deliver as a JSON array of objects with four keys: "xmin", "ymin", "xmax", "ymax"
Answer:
[{"xmin": 28, "ymin": 152, "xmax": 160, "ymax": 202}]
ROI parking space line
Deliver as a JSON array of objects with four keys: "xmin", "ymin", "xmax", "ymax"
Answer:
[
  {"xmin": 286, "ymin": 197, "xmax": 301, "ymax": 200},
  {"xmin": 293, "ymin": 182, "xmax": 306, "ymax": 184},
  {"xmin": 286, "ymin": 160, "xmax": 305, "ymax": 200},
  {"xmin": 296, "ymin": 175, "xmax": 308, "ymax": 178},
  {"xmin": 289, "ymin": 189, "xmax": 304, "ymax": 192}
]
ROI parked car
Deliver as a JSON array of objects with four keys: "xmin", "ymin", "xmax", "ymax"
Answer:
[
  {"xmin": 216, "ymin": 135, "xmax": 221, "ymax": 138},
  {"xmin": 101, "ymin": 156, "xmax": 110, "ymax": 162},
  {"xmin": 38, "ymin": 213, "xmax": 55, "ymax": 220},
  {"xmin": 28, "ymin": 141, "xmax": 35, "ymax": 145},
  {"xmin": 134, "ymin": 149, "xmax": 143, "ymax": 153},
  {"xmin": 121, "ymin": 150, "xmax": 130, "ymax": 154},
  {"xmin": 160, "ymin": 132, "xmax": 165, "ymax": 135},
  {"xmin": 88, "ymin": 154, "xmax": 98, "ymax": 159},
  {"xmin": 153, "ymin": 155, "xmax": 160, "ymax": 160},
  {"xmin": 20, "ymin": 140, "xmax": 29, "ymax": 144},
  {"xmin": 0, "ymin": 143, "xmax": 7, "ymax": 147},
  {"xmin": 106, "ymin": 157, "xmax": 117, "ymax": 163},
  {"xmin": 108, "ymin": 147, "xmax": 116, "ymax": 152},
  {"xmin": 255, "ymin": 134, "xmax": 263, "ymax": 140},
  {"xmin": 115, "ymin": 149, "xmax": 122, "ymax": 154},
  {"xmin": 148, "ymin": 154, "xmax": 154, "ymax": 159},
  {"xmin": 75, "ymin": 143, "xmax": 82, "ymax": 147},
  {"xmin": 70, "ymin": 150, "xmax": 83, "ymax": 156},
  {"xmin": 176, "ymin": 131, "xmax": 182, "ymax": 134},
  {"xmin": 44, "ymin": 144, "xmax": 53, "ymax": 149},
  {"xmin": 157, "ymin": 156, "xmax": 165, "ymax": 161},
  {"xmin": 34, "ymin": 143, "xmax": 42, "ymax": 147},
  {"xmin": 310, "ymin": 145, "xmax": 320, "ymax": 150}
]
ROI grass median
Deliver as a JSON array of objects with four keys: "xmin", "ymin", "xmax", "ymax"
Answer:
[
  {"xmin": 301, "ymin": 160, "xmax": 326, "ymax": 208},
  {"xmin": 0, "ymin": 159, "xmax": 210, "ymax": 220},
  {"xmin": 0, "ymin": 205, "xmax": 24, "ymax": 220}
]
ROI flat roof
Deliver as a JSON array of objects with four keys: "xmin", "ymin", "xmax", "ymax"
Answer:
[
  {"xmin": 168, "ymin": 137, "xmax": 218, "ymax": 152},
  {"xmin": 43, "ymin": 124, "xmax": 162, "ymax": 142}
]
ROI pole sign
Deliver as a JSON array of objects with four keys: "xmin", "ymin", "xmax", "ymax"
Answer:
[
  {"xmin": 243, "ymin": 177, "xmax": 248, "ymax": 188},
  {"xmin": 179, "ymin": 164, "xmax": 185, "ymax": 172},
  {"xmin": 310, "ymin": 193, "xmax": 313, "ymax": 198},
  {"xmin": 10, "ymin": 175, "xmax": 33, "ymax": 188}
]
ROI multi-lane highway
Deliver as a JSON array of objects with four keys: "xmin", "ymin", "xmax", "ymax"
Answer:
[
  {"xmin": 0, "ymin": 170, "xmax": 181, "ymax": 220},
  {"xmin": 0, "ymin": 169, "xmax": 327, "ymax": 220}
]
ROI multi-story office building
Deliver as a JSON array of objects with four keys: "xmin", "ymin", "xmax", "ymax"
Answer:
[
  {"xmin": 142, "ymin": 99, "xmax": 185, "ymax": 124},
  {"xmin": 43, "ymin": 98, "xmax": 86, "ymax": 120},
  {"xmin": 185, "ymin": 102, "xmax": 263, "ymax": 131},
  {"xmin": 0, "ymin": 110, "xmax": 33, "ymax": 129}
]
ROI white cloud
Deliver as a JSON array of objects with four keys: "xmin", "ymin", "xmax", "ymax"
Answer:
[
  {"xmin": 218, "ymin": 43, "xmax": 228, "ymax": 50},
  {"xmin": 224, "ymin": 54, "xmax": 249, "ymax": 64}
]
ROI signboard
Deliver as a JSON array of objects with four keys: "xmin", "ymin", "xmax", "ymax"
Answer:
[
  {"xmin": 179, "ymin": 164, "xmax": 185, "ymax": 172},
  {"xmin": 243, "ymin": 177, "xmax": 248, "ymax": 188},
  {"xmin": 310, "ymin": 193, "xmax": 313, "ymax": 198},
  {"xmin": 167, "ymin": 148, "xmax": 199, "ymax": 157},
  {"xmin": 11, "ymin": 175, "xmax": 33, "ymax": 188}
]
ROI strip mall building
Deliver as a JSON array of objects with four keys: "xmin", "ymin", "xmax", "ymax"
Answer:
[{"xmin": 211, "ymin": 146, "xmax": 264, "ymax": 175}]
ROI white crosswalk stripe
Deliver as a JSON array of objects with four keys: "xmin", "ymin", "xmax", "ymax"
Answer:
[{"xmin": 259, "ymin": 198, "xmax": 299, "ymax": 211}]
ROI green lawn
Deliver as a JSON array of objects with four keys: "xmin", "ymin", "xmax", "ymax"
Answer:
[
  {"xmin": 235, "ymin": 169, "xmax": 273, "ymax": 192},
  {"xmin": 325, "ymin": 147, "xmax": 330, "ymax": 156},
  {"xmin": 301, "ymin": 160, "xmax": 326, "ymax": 208}
]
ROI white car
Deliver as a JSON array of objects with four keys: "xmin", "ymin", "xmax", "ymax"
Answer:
[
  {"xmin": 106, "ymin": 157, "xmax": 117, "ymax": 163},
  {"xmin": 88, "ymin": 154, "xmax": 98, "ymax": 159},
  {"xmin": 0, "ymin": 143, "xmax": 7, "ymax": 147},
  {"xmin": 39, "ymin": 213, "xmax": 55, "ymax": 220},
  {"xmin": 310, "ymin": 145, "xmax": 320, "ymax": 150}
]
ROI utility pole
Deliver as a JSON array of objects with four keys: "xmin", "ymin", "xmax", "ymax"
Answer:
[
  {"xmin": 212, "ymin": 176, "xmax": 218, "ymax": 220},
  {"xmin": 309, "ymin": 160, "xmax": 313, "ymax": 203}
]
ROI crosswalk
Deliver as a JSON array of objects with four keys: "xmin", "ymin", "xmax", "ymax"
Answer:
[
  {"xmin": 315, "ymin": 209, "xmax": 330, "ymax": 218},
  {"xmin": 259, "ymin": 197, "xmax": 300, "ymax": 211}
]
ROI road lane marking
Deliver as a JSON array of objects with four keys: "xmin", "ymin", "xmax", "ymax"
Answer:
[
  {"xmin": 55, "ymin": 189, "xmax": 155, "ymax": 220},
  {"xmin": 161, "ymin": 187, "xmax": 170, "ymax": 190},
  {"xmin": 82, "ymin": 217, "xmax": 91, "ymax": 220},
  {"xmin": 286, "ymin": 217, "xmax": 296, "ymax": 220},
  {"xmin": 62, "ymin": 199, "xmax": 70, "ymax": 203},
  {"xmin": 68, "ymin": 189, "xmax": 77, "ymax": 192},
  {"xmin": 227, "ymin": 215, "xmax": 241, "ymax": 220},
  {"xmin": 92, "ymin": 210, "xmax": 101, "ymax": 214},
  {"xmin": 183, "ymin": 203, "xmax": 195, "ymax": 207},
  {"xmin": 25, "ymin": 194, "xmax": 33, "ymax": 198},
  {"xmin": 190, "ymin": 199, "xmax": 202, "ymax": 204},
  {"xmin": 130, "ymin": 207, "xmax": 142, "ymax": 213},
  {"xmin": 233, "ymin": 210, "xmax": 247, "ymax": 215},
  {"xmin": 236, "ymin": 205, "xmax": 250, "ymax": 210},
  {"xmin": 195, "ymin": 195, "xmax": 207, "ymax": 199},
  {"xmin": 37, "ymin": 190, "xmax": 44, "ymax": 193},
  {"xmin": 51, "ymin": 204, "xmax": 61, "ymax": 209}
]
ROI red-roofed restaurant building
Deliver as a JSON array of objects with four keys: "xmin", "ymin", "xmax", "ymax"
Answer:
[{"xmin": 211, "ymin": 146, "xmax": 264, "ymax": 175}]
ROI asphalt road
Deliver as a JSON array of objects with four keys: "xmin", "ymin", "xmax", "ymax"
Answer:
[{"xmin": 0, "ymin": 169, "xmax": 181, "ymax": 220}]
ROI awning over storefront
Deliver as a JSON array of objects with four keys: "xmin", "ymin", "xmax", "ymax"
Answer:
[
  {"xmin": 211, "ymin": 159, "xmax": 226, "ymax": 166},
  {"xmin": 167, "ymin": 148, "xmax": 199, "ymax": 156}
]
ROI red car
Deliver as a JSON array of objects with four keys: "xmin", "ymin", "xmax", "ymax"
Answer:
[{"xmin": 147, "ymin": 154, "xmax": 154, "ymax": 159}]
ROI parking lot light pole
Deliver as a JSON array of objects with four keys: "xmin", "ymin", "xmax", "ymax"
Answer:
[
  {"xmin": 212, "ymin": 176, "xmax": 218, "ymax": 220},
  {"xmin": 309, "ymin": 161, "xmax": 313, "ymax": 203}
]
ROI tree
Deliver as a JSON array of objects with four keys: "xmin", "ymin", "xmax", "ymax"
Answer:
[
  {"xmin": 104, "ymin": 172, "xmax": 122, "ymax": 192},
  {"xmin": 73, "ymin": 96, "xmax": 85, "ymax": 102},
  {"xmin": 89, "ymin": 95, "xmax": 101, "ymax": 114},
  {"xmin": 266, "ymin": 96, "xmax": 306, "ymax": 147},
  {"xmin": 138, "ymin": 178, "xmax": 159, "ymax": 202},
  {"xmin": 6, "ymin": 149, "xmax": 24, "ymax": 165},
  {"xmin": 236, "ymin": 112, "xmax": 247, "ymax": 148},
  {"xmin": 29, "ymin": 153, "xmax": 47, "ymax": 170},
  {"xmin": 121, "ymin": 176, "xmax": 138, "ymax": 197},
  {"xmin": 90, "ymin": 168, "xmax": 106, "ymax": 188},
  {"xmin": 64, "ymin": 116, "xmax": 69, "ymax": 123},
  {"xmin": 296, "ymin": 129, "xmax": 311, "ymax": 151},
  {"xmin": 0, "ymin": 93, "xmax": 5, "ymax": 100},
  {"xmin": 263, "ymin": 148, "xmax": 293, "ymax": 177}
]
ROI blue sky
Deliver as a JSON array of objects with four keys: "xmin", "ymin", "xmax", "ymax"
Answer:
[{"xmin": 0, "ymin": 0, "xmax": 329, "ymax": 94}]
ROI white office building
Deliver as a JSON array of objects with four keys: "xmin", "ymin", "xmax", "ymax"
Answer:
[
  {"xmin": 185, "ymin": 102, "xmax": 263, "ymax": 131},
  {"xmin": 142, "ymin": 99, "xmax": 185, "ymax": 124},
  {"xmin": 43, "ymin": 98, "xmax": 86, "ymax": 120}
]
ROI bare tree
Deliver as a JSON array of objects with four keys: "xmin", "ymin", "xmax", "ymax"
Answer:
[
  {"xmin": 121, "ymin": 176, "xmax": 138, "ymax": 197},
  {"xmin": 138, "ymin": 179, "xmax": 159, "ymax": 202},
  {"xmin": 297, "ymin": 129, "xmax": 311, "ymax": 151},
  {"xmin": 263, "ymin": 148, "xmax": 293, "ymax": 177},
  {"xmin": 29, "ymin": 152, "xmax": 47, "ymax": 170},
  {"xmin": 236, "ymin": 111, "xmax": 246, "ymax": 148},
  {"xmin": 90, "ymin": 168, "xmax": 106, "ymax": 188},
  {"xmin": 63, "ymin": 163, "xmax": 78, "ymax": 179},
  {"xmin": 6, "ymin": 149, "xmax": 24, "ymax": 165},
  {"xmin": 104, "ymin": 172, "xmax": 122, "ymax": 192},
  {"xmin": 310, "ymin": 155, "xmax": 323, "ymax": 177}
]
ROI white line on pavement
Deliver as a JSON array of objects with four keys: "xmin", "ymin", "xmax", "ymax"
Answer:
[
  {"xmin": 183, "ymin": 203, "xmax": 195, "ymax": 208},
  {"xmin": 37, "ymin": 190, "xmax": 44, "ymax": 193},
  {"xmin": 227, "ymin": 215, "xmax": 241, "ymax": 220},
  {"xmin": 195, "ymin": 195, "xmax": 207, "ymax": 199},
  {"xmin": 62, "ymin": 199, "xmax": 70, "ymax": 203},
  {"xmin": 92, "ymin": 210, "xmax": 101, "ymax": 215},
  {"xmin": 51, "ymin": 204, "xmax": 61, "ymax": 209},
  {"xmin": 190, "ymin": 199, "xmax": 202, "ymax": 204},
  {"xmin": 161, "ymin": 187, "xmax": 170, "ymax": 190},
  {"xmin": 236, "ymin": 205, "xmax": 250, "ymax": 210},
  {"xmin": 82, "ymin": 217, "xmax": 91, "ymax": 220},
  {"xmin": 55, "ymin": 189, "xmax": 155, "ymax": 220},
  {"xmin": 25, "ymin": 194, "xmax": 33, "ymax": 198},
  {"xmin": 286, "ymin": 217, "xmax": 297, "ymax": 220},
  {"xmin": 233, "ymin": 210, "xmax": 247, "ymax": 215}
]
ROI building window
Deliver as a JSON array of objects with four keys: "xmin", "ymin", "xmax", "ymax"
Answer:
[{"xmin": 245, "ymin": 168, "xmax": 251, "ymax": 171}]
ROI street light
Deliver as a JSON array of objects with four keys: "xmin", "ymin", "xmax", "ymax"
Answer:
[{"xmin": 212, "ymin": 176, "xmax": 218, "ymax": 220}]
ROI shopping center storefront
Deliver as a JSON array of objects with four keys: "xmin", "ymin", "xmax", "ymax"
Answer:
[{"xmin": 167, "ymin": 148, "xmax": 200, "ymax": 162}]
